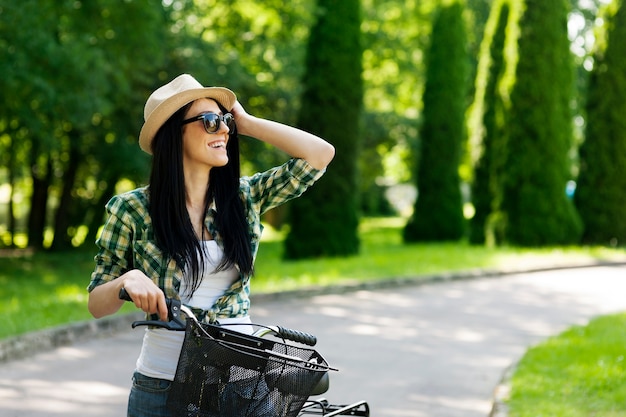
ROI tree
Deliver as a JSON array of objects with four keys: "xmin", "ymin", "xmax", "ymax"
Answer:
[
  {"xmin": 0, "ymin": 1, "xmax": 324, "ymax": 249},
  {"xmin": 284, "ymin": 0, "xmax": 363, "ymax": 258},
  {"xmin": 575, "ymin": 0, "xmax": 626, "ymax": 245},
  {"xmin": 49, "ymin": 1, "xmax": 170, "ymax": 250},
  {"xmin": 0, "ymin": 0, "xmax": 170, "ymax": 249},
  {"xmin": 404, "ymin": 0, "xmax": 469, "ymax": 242},
  {"xmin": 468, "ymin": 0, "xmax": 511, "ymax": 244},
  {"xmin": 500, "ymin": 0, "xmax": 582, "ymax": 245}
]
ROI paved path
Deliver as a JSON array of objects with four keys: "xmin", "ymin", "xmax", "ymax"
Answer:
[{"xmin": 1, "ymin": 265, "xmax": 626, "ymax": 416}]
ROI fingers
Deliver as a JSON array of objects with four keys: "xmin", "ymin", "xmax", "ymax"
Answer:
[
  {"xmin": 231, "ymin": 100, "xmax": 244, "ymax": 115},
  {"xmin": 132, "ymin": 290, "xmax": 166, "ymax": 318},
  {"xmin": 156, "ymin": 296, "xmax": 169, "ymax": 322},
  {"xmin": 121, "ymin": 271, "xmax": 167, "ymax": 320},
  {"xmin": 231, "ymin": 101, "xmax": 249, "ymax": 125}
]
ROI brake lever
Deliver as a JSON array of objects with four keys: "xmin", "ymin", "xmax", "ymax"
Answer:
[
  {"xmin": 118, "ymin": 288, "xmax": 187, "ymax": 331},
  {"xmin": 131, "ymin": 298, "xmax": 187, "ymax": 331}
]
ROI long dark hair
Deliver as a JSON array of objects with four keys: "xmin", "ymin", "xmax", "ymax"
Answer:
[{"xmin": 148, "ymin": 101, "xmax": 253, "ymax": 296}]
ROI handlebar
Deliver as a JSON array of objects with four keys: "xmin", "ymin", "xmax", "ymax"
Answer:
[
  {"xmin": 261, "ymin": 326, "xmax": 318, "ymax": 346},
  {"xmin": 118, "ymin": 288, "xmax": 317, "ymax": 346},
  {"xmin": 119, "ymin": 287, "xmax": 187, "ymax": 331}
]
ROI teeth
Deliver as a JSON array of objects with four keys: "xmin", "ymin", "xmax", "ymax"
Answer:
[{"xmin": 209, "ymin": 141, "xmax": 225, "ymax": 148}]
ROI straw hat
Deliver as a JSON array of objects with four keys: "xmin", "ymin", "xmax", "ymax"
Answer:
[{"xmin": 138, "ymin": 74, "xmax": 237, "ymax": 154}]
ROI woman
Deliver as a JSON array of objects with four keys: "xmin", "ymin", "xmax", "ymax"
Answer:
[{"xmin": 87, "ymin": 74, "xmax": 334, "ymax": 417}]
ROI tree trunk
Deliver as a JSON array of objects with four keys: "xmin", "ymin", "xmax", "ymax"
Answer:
[
  {"xmin": 50, "ymin": 137, "xmax": 81, "ymax": 251},
  {"xmin": 82, "ymin": 177, "xmax": 117, "ymax": 247},
  {"xmin": 27, "ymin": 155, "xmax": 52, "ymax": 250},
  {"xmin": 6, "ymin": 138, "xmax": 16, "ymax": 248}
]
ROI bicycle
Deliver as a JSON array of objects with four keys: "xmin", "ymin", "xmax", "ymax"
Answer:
[{"xmin": 123, "ymin": 293, "xmax": 370, "ymax": 417}]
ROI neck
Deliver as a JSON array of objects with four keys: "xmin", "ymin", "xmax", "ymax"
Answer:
[{"xmin": 184, "ymin": 165, "xmax": 210, "ymax": 209}]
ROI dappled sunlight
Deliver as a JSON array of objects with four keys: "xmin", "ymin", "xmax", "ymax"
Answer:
[
  {"xmin": 254, "ymin": 265, "xmax": 626, "ymax": 416},
  {"xmin": 358, "ymin": 216, "xmax": 406, "ymax": 233},
  {"xmin": 258, "ymin": 222, "xmax": 285, "ymax": 242},
  {"xmin": 3, "ymin": 267, "xmax": 626, "ymax": 417},
  {"xmin": 349, "ymin": 324, "xmax": 380, "ymax": 336},
  {"xmin": 0, "ymin": 378, "xmax": 128, "ymax": 414},
  {"xmin": 0, "ymin": 331, "xmax": 138, "ymax": 416},
  {"xmin": 408, "ymin": 392, "xmax": 490, "ymax": 416},
  {"xmin": 55, "ymin": 285, "xmax": 88, "ymax": 303},
  {"xmin": 353, "ymin": 289, "xmax": 416, "ymax": 308},
  {"xmin": 491, "ymin": 249, "xmax": 626, "ymax": 272},
  {"xmin": 0, "ymin": 250, "xmax": 97, "ymax": 338},
  {"xmin": 376, "ymin": 406, "xmax": 430, "ymax": 417},
  {"xmin": 451, "ymin": 328, "xmax": 484, "ymax": 343},
  {"xmin": 521, "ymin": 267, "xmax": 626, "ymax": 311},
  {"xmin": 54, "ymin": 345, "xmax": 97, "ymax": 360},
  {"xmin": 317, "ymin": 305, "xmax": 349, "ymax": 318}
]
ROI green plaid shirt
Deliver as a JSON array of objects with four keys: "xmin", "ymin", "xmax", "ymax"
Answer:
[{"xmin": 88, "ymin": 158, "xmax": 324, "ymax": 323}]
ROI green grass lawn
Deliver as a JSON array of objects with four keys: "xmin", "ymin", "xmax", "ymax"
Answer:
[
  {"xmin": 253, "ymin": 217, "xmax": 626, "ymax": 292},
  {"xmin": 1, "ymin": 217, "xmax": 625, "ymax": 339},
  {"xmin": 507, "ymin": 313, "xmax": 626, "ymax": 417}
]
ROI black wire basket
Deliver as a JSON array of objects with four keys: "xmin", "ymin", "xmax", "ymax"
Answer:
[{"xmin": 167, "ymin": 319, "xmax": 331, "ymax": 417}]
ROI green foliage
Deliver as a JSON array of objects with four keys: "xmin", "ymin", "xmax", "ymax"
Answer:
[
  {"xmin": 468, "ymin": 0, "xmax": 511, "ymax": 244},
  {"xmin": 0, "ymin": 0, "xmax": 167, "ymax": 248},
  {"xmin": 284, "ymin": 0, "xmax": 364, "ymax": 258},
  {"xmin": 172, "ymin": 0, "xmax": 316, "ymax": 172},
  {"xmin": 575, "ymin": 0, "xmax": 626, "ymax": 246},
  {"xmin": 404, "ymin": 0, "xmax": 470, "ymax": 242},
  {"xmin": 1, "ymin": 0, "xmax": 620, "ymax": 256},
  {"xmin": 508, "ymin": 313, "xmax": 626, "ymax": 416},
  {"xmin": 501, "ymin": 0, "xmax": 582, "ymax": 245}
]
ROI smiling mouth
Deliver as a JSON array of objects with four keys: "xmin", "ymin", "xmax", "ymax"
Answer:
[{"xmin": 209, "ymin": 141, "xmax": 226, "ymax": 149}]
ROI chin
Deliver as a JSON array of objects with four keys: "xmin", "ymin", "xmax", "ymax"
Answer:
[{"xmin": 215, "ymin": 156, "xmax": 229, "ymax": 167}]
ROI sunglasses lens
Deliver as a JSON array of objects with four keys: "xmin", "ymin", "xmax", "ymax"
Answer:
[
  {"xmin": 224, "ymin": 113, "xmax": 235, "ymax": 130},
  {"xmin": 202, "ymin": 114, "xmax": 220, "ymax": 133}
]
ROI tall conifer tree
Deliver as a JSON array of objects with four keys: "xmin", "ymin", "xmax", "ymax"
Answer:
[
  {"xmin": 284, "ymin": 0, "xmax": 363, "ymax": 258},
  {"xmin": 575, "ymin": 0, "xmax": 626, "ymax": 245},
  {"xmin": 468, "ymin": 0, "xmax": 511, "ymax": 244},
  {"xmin": 501, "ymin": 0, "xmax": 582, "ymax": 245},
  {"xmin": 404, "ymin": 0, "xmax": 469, "ymax": 242}
]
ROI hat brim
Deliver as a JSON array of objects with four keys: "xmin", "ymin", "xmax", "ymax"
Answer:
[{"xmin": 139, "ymin": 87, "xmax": 236, "ymax": 155}]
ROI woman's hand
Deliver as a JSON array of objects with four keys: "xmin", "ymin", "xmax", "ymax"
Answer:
[
  {"xmin": 230, "ymin": 100, "xmax": 256, "ymax": 138},
  {"xmin": 230, "ymin": 100, "xmax": 248, "ymax": 120},
  {"xmin": 88, "ymin": 269, "xmax": 168, "ymax": 322},
  {"xmin": 229, "ymin": 100, "xmax": 335, "ymax": 170},
  {"xmin": 120, "ymin": 270, "xmax": 168, "ymax": 321}
]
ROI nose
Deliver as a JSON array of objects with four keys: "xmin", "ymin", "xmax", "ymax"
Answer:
[
  {"xmin": 222, "ymin": 125, "xmax": 230, "ymax": 136},
  {"xmin": 220, "ymin": 120, "xmax": 230, "ymax": 135}
]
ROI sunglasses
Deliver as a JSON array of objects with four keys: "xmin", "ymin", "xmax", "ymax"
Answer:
[{"xmin": 181, "ymin": 112, "xmax": 235, "ymax": 134}]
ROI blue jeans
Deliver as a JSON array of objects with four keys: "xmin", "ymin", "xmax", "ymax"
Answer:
[
  {"xmin": 127, "ymin": 371, "xmax": 172, "ymax": 417},
  {"xmin": 128, "ymin": 371, "xmax": 276, "ymax": 417}
]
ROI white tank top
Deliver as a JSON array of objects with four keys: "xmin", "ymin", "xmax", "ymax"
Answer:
[{"xmin": 136, "ymin": 240, "xmax": 252, "ymax": 380}]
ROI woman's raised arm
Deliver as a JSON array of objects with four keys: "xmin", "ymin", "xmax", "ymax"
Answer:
[{"xmin": 231, "ymin": 101, "xmax": 335, "ymax": 170}]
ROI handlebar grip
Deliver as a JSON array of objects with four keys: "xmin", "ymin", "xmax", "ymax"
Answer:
[
  {"xmin": 119, "ymin": 290, "xmax": 186, "ymax": 331},
  {"xmin": 276, "ymin": 326, "xmax": 317, "ymax": 346},
  {"xmin": 119, "ymin": 287, "xmax": 132, "ymax": 302}
]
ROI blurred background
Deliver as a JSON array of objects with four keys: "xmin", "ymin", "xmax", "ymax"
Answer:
[{"xmin": 0, "ymin": 0, "xmax": 624, "ymax": 258}]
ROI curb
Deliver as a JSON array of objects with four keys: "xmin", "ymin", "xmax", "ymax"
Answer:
[
  {"xmin": 489, "ymin": 363, "xmax": 516, "ymax": 417},
  {"xmin": 252, "ymin": 259, "xmax": 626, "ymax": 302},
  {"xmin": 0, "ymin": 311, "xmax": 142, "ymax": 363}
]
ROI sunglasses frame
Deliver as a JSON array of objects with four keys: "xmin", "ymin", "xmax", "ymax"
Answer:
[{"xmin": 181, "ymin": 112, "xmax": 235, "ymax": 134}]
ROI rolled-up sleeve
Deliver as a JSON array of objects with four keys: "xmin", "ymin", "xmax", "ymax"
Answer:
[
  {"xmin": 87, "ymin": 195, "xmax": 134, "ymax": 292},
  {"xmin": 241, "ymin": 158, "xmax": 325, "ymax": 216}
]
